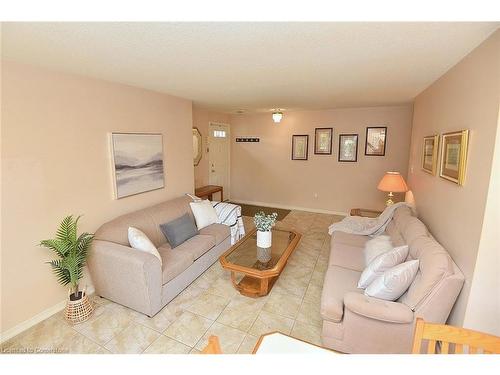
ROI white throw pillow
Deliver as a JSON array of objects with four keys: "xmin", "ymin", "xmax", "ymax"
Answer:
[
  {"xmin": 128, "ymin": 227, "xmax": 162, "ymax": 266},
  {"xmin": 189, "ymin": 199, "xmax": 219, "ymax": 230},
  {"xmin": 364, "ymin": 260, "xmax": 420, "ymax": 301},
  {"xmin": 364, "ymin": 235, "xmax": 393, "ymax": 265},
  {"xmin": 358, "ymin": 245, "xmax": 409, "ymax": 289}
]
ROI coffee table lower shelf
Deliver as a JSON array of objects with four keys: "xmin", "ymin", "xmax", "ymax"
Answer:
[{"xmin": 230, "ymin": 272, "xmax": 278, "ymax": 298}]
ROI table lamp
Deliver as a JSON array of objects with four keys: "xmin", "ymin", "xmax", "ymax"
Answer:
[{"xmin": 377, "ymin": 171, "xmax": 409, "ymax": 206}]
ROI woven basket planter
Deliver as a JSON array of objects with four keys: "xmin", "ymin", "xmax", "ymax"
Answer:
[{"xmin": 64, "ymin": 289, "xmax": 94, "ymax": 325}]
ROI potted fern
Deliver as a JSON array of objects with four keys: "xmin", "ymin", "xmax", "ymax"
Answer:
[
  {"xmin": 39, "ymin": 215, "xmax": 95, "ymax": 324},
  {"xmin": 254, "ymin": 211, "xmax": 278, "ymax": 249}
]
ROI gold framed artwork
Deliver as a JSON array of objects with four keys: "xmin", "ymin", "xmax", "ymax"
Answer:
[
  {"xmin": 192, "ymin": 128, "xmax": 202, "ymax": 166},
  {"xmin": 314, "ymin": 127, "xmax": 333, "ymax": 155},
  {"xmin": 421, "ymin": 135, "xmax": 439, "ymax": 175},
  {"xmin": 291, "ymin": 134, "xmax": 309, "ymax": 160},
  {"xmin": 439, "ymin": 130, "xmax": 469, "ymax": 185}
]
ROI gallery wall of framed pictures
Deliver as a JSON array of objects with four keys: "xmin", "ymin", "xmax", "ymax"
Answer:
[
  {"xmin": 291, "ymin": 126, "xmax": 387, "ymax": 163},
  {"xmin": 421, "ymin": 130, "xmax": 469, "ymax": 186}
]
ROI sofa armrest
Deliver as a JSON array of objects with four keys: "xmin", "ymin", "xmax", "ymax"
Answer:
[
  {"xmin": 88, "ymin": 240, "xmax": 162, "ymax": 316},
  {"xmin": 344, "ymin": 292, "xmax": 414, "ymax": 324}
]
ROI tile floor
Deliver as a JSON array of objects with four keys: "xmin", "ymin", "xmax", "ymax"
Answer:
[{"xmin": 1, "ymin": 210, "xmax": 343, "ymax": 354}]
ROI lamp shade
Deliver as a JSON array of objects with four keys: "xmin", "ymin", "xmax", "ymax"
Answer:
[{"xmin": 377, "ymin": 172, "xmax": 409, "ymax": 193}]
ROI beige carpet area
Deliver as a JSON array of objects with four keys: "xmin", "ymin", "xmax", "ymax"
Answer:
[
  {"xmin": 1, "ymin": 210, "xmax": 343, "ymax": 354},
  {"xmin": 232, "ymin": 202, "xmax": 291, "ymax": 222}
]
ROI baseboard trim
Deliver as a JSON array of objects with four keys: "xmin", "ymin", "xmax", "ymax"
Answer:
[
  {"xmin": 0, "ymin": 286, "xmax": 95, "ymax": 344},
  {"xmin": 231, "ymin": 199, "xmax": 348, "ymax": 217}
]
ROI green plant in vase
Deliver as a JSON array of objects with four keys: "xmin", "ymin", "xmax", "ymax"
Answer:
[
  {"xmin": 254, "ymin": 211, "xmax": 278, "ymax": 250},
  {"xmin": 39, "ymin": 215, "xmax": 95, "ymax": 323}
]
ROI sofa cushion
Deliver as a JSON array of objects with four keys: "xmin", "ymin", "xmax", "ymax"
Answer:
[
  {"xmin": 157, "ymin": 244, "xmax": 193, "ymax": 284},
  {"xmin": 175, "ymin": 234, "xmax": 216, "ymax": 261},
  {"xmin": 365, "ymin": 260, "xmax": 420, "ymax": 301},
  {"xmin": 320, "ymin": 265, "xmax": 362, "ymax": 323},
  {"xmin": 399, "ymin": 237, "xmax": 453, "ymax": 309},
  {"xmin": 358, "ymin": 245, "xmax": 409, "ymax": 289},
  {"xmin": 128, "ymin": 226, "xmax": 163, "ymax": 266},
  {"xmin": 329, "ymin": 241, "xmax": 365, "ymax": 272},
  {"xmin": 331, "ymin": 231, "xmax": 369, "ymax": 248},
  {"xmin": 364, "ymin": 235, "xmax": 393, "ymax": 264},
  {"xmin": 401, "ymin": 217, "xmax": 428, "ymax": 246},
  {"xmin": 159, "ymin": 213, "xmax": 199, "ymax": 248},
  {"xmin": 145, "ymin": 196, "xmax": 194, "ymax": 245},
  {"xmin": 189, "ymin": 200, "xmax": 219, "ymax": 230},
  {"xmin": 199, "ymin": 223, "xmax": 230, "ymax": 245}
]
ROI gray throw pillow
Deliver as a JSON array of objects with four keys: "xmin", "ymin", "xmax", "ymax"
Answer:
[{"xmin": 159, "ymin": 213, "xmax": 199, "ymax": 248}]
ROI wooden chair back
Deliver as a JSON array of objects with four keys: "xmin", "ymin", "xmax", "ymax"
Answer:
[
  {"xmin": 201, "ymin": 335, "xmax": 222, "ymax": 354},
  {"xmin": 412, "ymin": 318, "xmax": 500, "ymax": 354}
]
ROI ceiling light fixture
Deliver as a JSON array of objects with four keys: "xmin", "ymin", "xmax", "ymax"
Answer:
[{"xmin": 272, "ymin": 110, "xmax": 283, "ymax": 123}]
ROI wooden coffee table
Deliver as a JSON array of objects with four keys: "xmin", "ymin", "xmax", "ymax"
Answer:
[{"xmin": 219, "ymin": 227, "xmax": 301, "ymax": 297}]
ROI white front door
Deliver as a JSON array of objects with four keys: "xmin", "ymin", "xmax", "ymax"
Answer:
[{"xmin": 208, "ymin": 122, "xmax": 230, "ymax": 201}]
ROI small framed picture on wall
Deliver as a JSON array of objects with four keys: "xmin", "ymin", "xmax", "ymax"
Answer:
[
  {"xmin": 314, "ymin": 128, "xmax": 333, "ymax": 155},
  {"xmin": 291, "ymin": 134, "xmax": 309, "ymax": 160},
  {"xmin": 338, "ymin": 134, "xmax": 359, "ymax": 162},
  {"xmin": 365, "ymin": 126, "xmax": 387, "ymax": 156},
  {"xmin": 421, "ymin": 135, "xmax": 439, "ymax": 175},
  {"xmin": 440, "ymin": 130, "xmax": 469, "ymax": 185}
]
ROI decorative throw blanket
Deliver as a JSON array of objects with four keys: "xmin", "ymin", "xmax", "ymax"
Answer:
[
  {"xmin": 186, "ymin": 194, "xmax": 245, "ymax": 244},
  {"xmin": 328, "ymin": 202, "xmax": 409, "ymax": 236},
  {"xmin": 211, "ymin": 201, "xmax": 246, "ymax": 245}
]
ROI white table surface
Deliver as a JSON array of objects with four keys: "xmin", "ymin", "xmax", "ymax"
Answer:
[{"xmin": 253, "ymin": 332, "xmax": 338, "ymax": 354}]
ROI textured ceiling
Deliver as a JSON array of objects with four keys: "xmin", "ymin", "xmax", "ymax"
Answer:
[{"xmin": 2, "ymin": 22, "xmax": 498, "ymax": 113}]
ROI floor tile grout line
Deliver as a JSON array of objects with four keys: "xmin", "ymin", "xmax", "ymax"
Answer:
[
  {"xmin": 69, "ymin": 325, "xmax": 109, "ymax": 353},
  {"xmin": 190, "ymin": 313, "xmax": 217, "ymax": 352},
  {"xmin": 140, "ymin": 330, "xmax": 192, "ymax": 354},
  {"xmin": 188, "ymin": 291, "xmax": 256, "ymax": 353},
  {"xmin": 78, "ymin": 311, "xmax": 138, "ymax": 349}
]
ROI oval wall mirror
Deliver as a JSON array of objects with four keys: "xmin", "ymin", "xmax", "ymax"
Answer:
[{"xmin": 193, "ymin": 128, "xmax": 202, "ymax": 166}]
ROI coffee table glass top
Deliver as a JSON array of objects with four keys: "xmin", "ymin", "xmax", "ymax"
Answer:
[{"xmin": 225, "ymin": 228, "xmax": 297, "ymax": 271}]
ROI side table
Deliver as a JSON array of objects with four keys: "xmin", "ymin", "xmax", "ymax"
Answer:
[{"xmin": 350, "ymin": 208, "xmax": 383, "ymax": 218}]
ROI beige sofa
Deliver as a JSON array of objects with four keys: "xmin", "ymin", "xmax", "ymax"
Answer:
[
  {"xmin": 321, "ymin": 205, "xmax": 465, "ymax": 353},
  {"xmin": 88, "ymin": 196, "xmax": 231, "ymax": 317}
]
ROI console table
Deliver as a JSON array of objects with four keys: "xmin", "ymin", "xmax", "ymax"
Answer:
[
  {"xmin": 195, "ymin": 185, "xmax": 223, "ymax": 201},
  {"xmin": 350, "ymin": 208, "xmax": 382, "ymax": 218}
]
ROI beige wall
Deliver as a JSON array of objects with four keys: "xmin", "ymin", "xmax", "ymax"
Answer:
[
  {"xmin": 192, "ymin": 106, "xmax": 230, "ymax": 188},
  {"xmin": 463, "ymin": 107, "xmax": 500, "ymax": 336},
  {"xmin": 230, "ymin": 106, "xmax": 413, "ymax": 213},
  {"xmin": 407, "ymin": 30, "xmax": 500, "ymax": 326},
  {"xmin": 1, "ymin": 61, "xmax": 194, "ymax": 333}
]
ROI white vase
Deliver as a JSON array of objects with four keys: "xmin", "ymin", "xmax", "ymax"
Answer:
[{"xmin": 257, "ymin": 230, "xmax": 272, "ymax": 248}]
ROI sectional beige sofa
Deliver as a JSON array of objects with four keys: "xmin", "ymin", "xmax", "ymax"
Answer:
[
  {"xmin": 321, "ymin": 205, "xmax": 465, "ymax": 353},
  {"xmin": 88, "ymin": 196, "xmax": 231, "ymax": 317}
]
